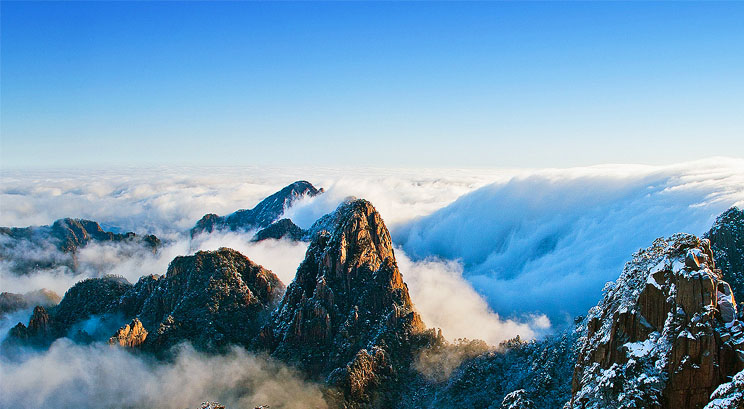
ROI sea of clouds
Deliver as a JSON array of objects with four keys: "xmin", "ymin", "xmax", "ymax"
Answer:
[
  {"xmin": 2, "ymin": 159, "xmax": 743, "ymax": 409},
  {"xmin": 2, "ymin": 158, "xmax": 743, "ymax": 341}
]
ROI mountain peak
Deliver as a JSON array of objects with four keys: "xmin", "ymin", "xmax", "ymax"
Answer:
[
  {"xmin": 260, "ymin": 198, "xmax": 427, "ymax": 406},
  {"xmin": 191, "ymin": 181, "xmax": 323, "ymax": 237}
]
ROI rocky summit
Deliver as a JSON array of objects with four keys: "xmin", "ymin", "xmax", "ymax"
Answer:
[
  {"xmin": 191, "ymin": 180, "xmax": 323, "ymax": 237},
  {"xmin": 571, "ymin": 233, "xmax": 744, "ymax": 409},
  {"xmin": 134, "ymin": 248, "xmax": 285, "ymax": 351},
  {"xmin": 259, "ymin": 199, "xmax": 434, "ymax": 407}
]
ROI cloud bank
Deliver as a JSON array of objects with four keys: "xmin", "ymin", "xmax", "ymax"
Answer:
[
  {"xmin": 0, "ymin": 340, "xmax": 328, "ymax": 409},
  {"xmin": 395, "ymin": 158, "xmax": 744, "ymax": 321}
]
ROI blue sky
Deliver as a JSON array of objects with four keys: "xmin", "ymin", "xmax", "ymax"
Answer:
[{"xmin": 1, "ymin": 1, "xmax": 742, "ymax": 168}]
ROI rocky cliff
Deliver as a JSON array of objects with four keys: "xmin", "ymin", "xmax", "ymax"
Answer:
[
  {"xmin": 706, "ymin": 207, "xmax": 744, "ymax": 302},
  {"xmin": 191, "ymin": 181, "xmax": 323, "ymax": 237},
  {"xmin": 259, "ymin": 199, "xmax": 434, "ymax": 407},
  {"xmin": 571, "ymin": 233, "xmax": 744, "ymax": 409}
]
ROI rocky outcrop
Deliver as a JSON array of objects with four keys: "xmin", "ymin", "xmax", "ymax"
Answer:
[
  {"xmin": 0, "ymin": 289, "xmax": 60, "ymax": 319},
  {"xmin": 706, "ymin": 207, "xmax": 744, "ymax": 302},
  {"xmin": 571, "ymin": 234, "xmax": 744, "ymax": 409},
  {"xmin": 253, "ymin": 218, "xmax": 306, "ymax": 242},
  {"xmin": 136, "ymin": 248, "xmax": 285, "ymax": 351},
  {"xmin": 0, "ymin": 218, "xmax": 160, "ymax": 275},
  {"xmin": 109, "ymin": 318, "xmax": 148, "ymax": 347},
  {"xmin": 191, "ymin": 181, "xmax": 323, "ymax": 237},
  {"xmin": 8, "ymin": 249, "xmax": 284, "ymax": 352},
  {"xmin": 260, "ymin": 199, "xmax": 432, "ymax": 407},
  {"xmin": 8, "ymin": 306, "xmax": 52, "ymax": 345},
  {"xmin": 7, "ymin": 275, "xmax": 132, "ymax": 347}
]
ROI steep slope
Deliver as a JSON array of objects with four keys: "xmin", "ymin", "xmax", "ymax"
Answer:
[
  {"xmin": 191, "ymin": 181, "xmax": 323, "ymax": 237},
  {"xmin": 706, "ymin": 207, "xmax": 744, "ymax": 302},
  {"xmin": 259, "ymin": 199, "xmax": 433, "ymax": 407},
  {"xmin": 0, "ymin": 218, "xmax": 160, "ymax": 274},
  {"xmin": 571, "ymin": 234, "xmax": 744, "ymax": 409}
]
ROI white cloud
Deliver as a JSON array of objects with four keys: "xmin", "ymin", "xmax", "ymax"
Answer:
[
  {"xmin": 0, "ymin": 340, "xmax": 327, "ymax": 409},
  {"xmin": 395, "ymin": 158, "xmax": 744, "ymax": 319}
]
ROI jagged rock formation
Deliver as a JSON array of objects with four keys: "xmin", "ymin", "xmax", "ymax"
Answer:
[
  {"xmin": 8, "ymin": 306, "xmax": 53, "ymax": 345},
  {"xmin": 707, "ymin": 207, "xmax": 744, "ymax": 302},
  {"xmin": 0, "ymin": 218, "xmax": 160, "ymax": 274},
  {"xmin": 191, "ymin": 181, "xmax": 323, "ymax": 237},
  {"xmin": 571, "ymin": 233, "xmax": 744, "ymax": 409},
  {"xmin": 0, "ymin": 289, "xmax": 60, "ymax": 319},
  {"xmin": 7, "ymin": 275, "xmax": 132, "ymax": 346},
  {"xmin": 109, "ymin": 318, "xmax": 148, "ymax": 347},
  {"xmin": 8, "ymin": 249, "xmax": 284, "ymax": 352},
  {"xmin": 259, "ymin": 199, "xmax": 434, "ymax": 407},
  {"xmin": 253, "ymin": 218, "xmax": 305, "ymax": 242}
]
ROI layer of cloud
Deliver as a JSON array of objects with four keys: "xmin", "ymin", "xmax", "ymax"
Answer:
[
  {"xmin": 395, "ymin": 158, "xmax": 744, "ymax": 320},
  {"xmin": 0, "ymin": 340, "xmax": 328, "ymax": 409},
  {"xmin": 397, "ymin": 250, "xmax": 548, "ymax": 345}
]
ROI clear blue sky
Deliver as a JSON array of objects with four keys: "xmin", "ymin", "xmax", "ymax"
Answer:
[{"xmin": 1, "ymin": 1, "xmax": 742, "ymax": 168}]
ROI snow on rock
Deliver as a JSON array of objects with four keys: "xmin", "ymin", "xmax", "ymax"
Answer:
[{"xmin": 571, "ymin": 233, "xmax": 744, "ymax": 409}]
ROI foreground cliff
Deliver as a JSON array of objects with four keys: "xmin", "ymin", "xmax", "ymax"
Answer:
[{"xmin": 571, "ymin": 233, "xmax": 744, "ymax": 409}]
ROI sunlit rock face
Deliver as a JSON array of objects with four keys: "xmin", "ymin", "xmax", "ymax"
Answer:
[
  {"xmin": 260, "ymin": 199, "xmax": 434, "ymax": 407},
  {"xmin": 571, "ymin": 233, "xmax": 744, "ymax": 409},
  {"xmin": 191, "ymin": 180, "xmax": 323, "ymax": 237},
  {"xmin": 108, "ymin": 318, "xmax": 148, "ymax": 347}
]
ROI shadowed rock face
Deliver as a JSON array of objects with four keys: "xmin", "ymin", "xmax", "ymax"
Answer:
[
  {"xmin": 7, "ymin": 276, "xmax": 133, "ymax": 346},
  {"xmin": 706, "ymin": 207, "xmax": 744, "ymax": 303},
  {"xmin": 260, "ymin": 199, "xmax": 431, "ymax": 406},
  {"xmin": 191, "ymin": 181, "xmax": 323, "ymax": 237},
  {"xmin": 253, "ymin": 218, "xmax": 305, "ymax": 242},
  {"xmin": 7, "ymin": 249, "xmax": 285, "ymax": 353},
  {"xmin": 136, "ymin": 248, "xmax": 285, "ymax": 352},
  {"xmin": 0, "ymin": 218, "xmax": 160, "ymax": 274},
  {"xmin": 571, "ymin": 233, "xmax": 744, "ymax": 409}
]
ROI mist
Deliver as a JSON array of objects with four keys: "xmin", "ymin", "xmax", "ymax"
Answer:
[
  {"xmin": 395, "ymin": 158, "xmax": 744, "ymax": 320},
  {"xmin": 0, "ymin": 340, "xmax": 328, "ymax": 409}
]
